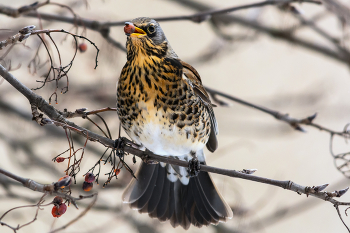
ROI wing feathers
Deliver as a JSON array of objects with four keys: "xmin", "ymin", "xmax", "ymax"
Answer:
[{"xmin": 180, "ymin": 60, "xmax": 219, "ymax": 152}]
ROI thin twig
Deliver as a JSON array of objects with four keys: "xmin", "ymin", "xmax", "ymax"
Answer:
[
  {"xmin": 1, "ymin": 0, "xmax": 348, "ymax": 65},
  {"xmin": 205, "ymin": 86, "xmax": 350, "ymax": 136}
]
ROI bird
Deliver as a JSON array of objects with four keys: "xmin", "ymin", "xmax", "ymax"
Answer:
[{"xmin": 116, "ymin": 17, "xmax": 233, "ymax": 229}]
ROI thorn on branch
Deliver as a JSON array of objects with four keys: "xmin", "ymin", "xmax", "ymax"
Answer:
[
  {"xmin": 327, "ymin": 187, "xmax": 350, "ymax": 198},
  {"xmin": 306, "ymin": 112, "xmax": 317, "ymax": 123},
  {"xmin": 31, "ymin": 103, "xmax": 52, "ymax": 126},
  {"xmin": 314, "ymin": 183, "xmax": 329, "ymax": 192},
  {"xmin": 305, "ymin": 183, "xmax": 329, "ymax": 196},
  {"xmin": 299, "ymin": 112, "xmax": 318, "ymax": 124},
  {"xmin": 293, "ymin": 124, "xmax": 306, "ymax": 132},
  {"xmin": 240, "ymin": 169, "xmax": 258, "ymax": 174},
  {"xmin": 76, "ymin": 108, "xmax": 87, "ymax": 114},
  {"xmin": 191, "ymin": 14, "xmax": 211, "ymax": 23},
  {"xmin": 61, "ymin": 107, "xmax": 88, "ymax": 118},
  {"xmin": 0, "ymin": 25, "xmax": 36, "ymax": 50}
]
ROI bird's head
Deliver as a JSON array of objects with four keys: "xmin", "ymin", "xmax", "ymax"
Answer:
[{"xmin": 124, "ymin": 17, "xmax": 177, "ymax": 59}]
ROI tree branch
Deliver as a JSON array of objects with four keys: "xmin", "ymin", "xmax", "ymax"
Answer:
[
  {"xmin": 205, "ymin": 86, "xmax": 350, "ymax": 136},
  {"xmin": 0, "ymin": 167, "xmax": 95, "ymax": 209},
  {"xmin": 173, "ymin": 0, "xmax": 350, "ymax": 65},
  {"xmin": 1, "ymin": 0, "xmax": 348, "ymax": 65},
  {"xmin": 0, "ymin": 64, "xmax": 349, "ymax": 213}
]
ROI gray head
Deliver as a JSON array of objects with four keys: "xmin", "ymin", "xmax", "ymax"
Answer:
[{"xmin": 125, "ymin": 17, "xmax": 177, "ymax": 58}]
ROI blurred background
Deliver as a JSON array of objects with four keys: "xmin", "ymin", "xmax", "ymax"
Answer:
[{"xmin": 1, "ymin": 0, "xmax": 350, "ymax": 232}]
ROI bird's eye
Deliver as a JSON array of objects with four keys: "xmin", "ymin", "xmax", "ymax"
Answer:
[{"xmin": 147, "ymin": 25, "xmax": 155, "ymax": 34}]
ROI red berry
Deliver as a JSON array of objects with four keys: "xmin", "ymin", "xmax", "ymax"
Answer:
[
  {"xmin": 53, "ymin": 196, "xmax": 63, "ymax": 205},
  {"xmin": 52, "ymin": 206, "xmax": 59, "ymax": 217},
  {"xmin": 56, "ymin": 157, "xmax": 65, "ymax": 163},
  {"xmin": 51, "ymin": 203, "xmax": 67, "ymax": 218},
  {"xmin": 84, "ymin": 173, "xmax": 95, "ymax": 183},
  {"xmin": 78, "ymin": 43, "xmax": 87, "ymax": 52},
  {"xmin": 82, "ymin": 181, "xmax": 93, "ymax": 191},
  {"xmin": 114, "ymin": 169, "xmax": 121, "ymax": 176},
  {"xmin": 57, "ymin": 203, "xmax": 67, "ymax": 215}
]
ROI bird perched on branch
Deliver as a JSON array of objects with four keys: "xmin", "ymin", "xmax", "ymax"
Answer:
[{"xmin": 116, "ymin": 17, "xmax": 232, "ymax": 229}]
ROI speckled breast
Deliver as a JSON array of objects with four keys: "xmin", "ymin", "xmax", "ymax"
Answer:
[{"xmin": 116, "ymin": 56, "xmax": 211, "ymax": 156}]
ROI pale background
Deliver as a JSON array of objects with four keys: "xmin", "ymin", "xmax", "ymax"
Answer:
[{"xmin": 0, "ymin": 0, "xmax": 350, "ymax": 233}]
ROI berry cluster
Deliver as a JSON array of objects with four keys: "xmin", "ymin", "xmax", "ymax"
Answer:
[{"xmin": 51, "ymin": 196, "xmax": 67, "ymax": 218}]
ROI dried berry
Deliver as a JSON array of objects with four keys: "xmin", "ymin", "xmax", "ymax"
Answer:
[
  {"xmin": 56, "ymin": 157, "xmax": 65, "ymax": 163},
  {"xmin": 57, "ymin": 175, "xmax": 72, "ymax": 188},
  {"xmin": 78, "ymin": 43, "xmax": 87, "ymax": 52},
  {"xmin": 84, "ymin": 173, "xmax": 95, "ymax": 183},
  {"xmin": 82, "ymin": 181, "xmax": 93, "ymax": 191},
  {"xmin": 53, "ymin": 196, "xmax": 63, "ymax": 205}
]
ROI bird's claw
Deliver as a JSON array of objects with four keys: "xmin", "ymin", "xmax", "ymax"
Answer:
[
  {"xmin": 114, "ymin": 137, "xmax": 128, "ymax": 158},
  {"xmin": 188, "ymin": 158, "xmax": 201, "ymax": 177}
]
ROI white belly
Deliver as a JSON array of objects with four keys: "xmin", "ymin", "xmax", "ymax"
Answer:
[{"xmin": 126, "ymin": 107, "xmax": 206, "ymax": 156}]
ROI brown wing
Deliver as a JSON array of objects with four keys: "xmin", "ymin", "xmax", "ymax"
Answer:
[{"xmin": 180, "ymin": 60, "xmax": 218, "ymax": 152}]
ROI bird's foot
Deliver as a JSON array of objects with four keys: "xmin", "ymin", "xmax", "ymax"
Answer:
[
  {"xmin": 114, "ymin": 137, "xmax": 141, "ymax": 150},
  {"xmin": 114, "ymin": 137, "xmax": 128, "ymax": 158},
  {"xmin": 188, "ymin": 158, "xmax": 201, "ymax": 177}
]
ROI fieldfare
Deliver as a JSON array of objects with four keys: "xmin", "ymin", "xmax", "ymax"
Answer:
[{"xmin": 116, "ymin": 17, "xmax": 233, "ymax": 229}]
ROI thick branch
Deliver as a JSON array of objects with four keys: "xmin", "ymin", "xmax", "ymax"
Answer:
[
  {"xmin": 0, "ymin": 64, "xmax": 348, "ymax": 209},
  {"xmin": 0, "ymin": 64, "xmax": 111, "ymax": 147}
]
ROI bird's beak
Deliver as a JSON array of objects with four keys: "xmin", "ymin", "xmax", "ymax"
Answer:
[
  {"xmin": 124, "ymin": 22, "xmax": 146, "ymax": 38},
  {"xmin": 133, "ymin": 27, "xmax": 146, "ymax": 36}
]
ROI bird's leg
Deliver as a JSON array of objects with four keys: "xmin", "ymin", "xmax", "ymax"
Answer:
[
  {"xmin": 188, "ymin": 151, "xmax": 201, "ymax": 177},
  {"xmin": 114, "ymin": 137, "xmax": 127, "ymax": 158},
  {"xmin": 114, "ymin": 137, "xmax": 142, "ymax": 149},
  {"xmin": 114, "ymin": 137, "xmax": 142, "ymax": 158}
]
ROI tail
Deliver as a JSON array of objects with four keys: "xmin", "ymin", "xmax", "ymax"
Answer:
[{"xmin": 122, "ymin": 161, "xmax": 233, "ymax": 229}]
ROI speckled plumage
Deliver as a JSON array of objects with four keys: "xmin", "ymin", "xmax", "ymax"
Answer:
[
  {"xmin": 117, "ymin": 52, "xmax": 211, "ymax": 155},
  {"xmin": 117, "ymin": 17, "xmax": 232, "ymax": 229}
]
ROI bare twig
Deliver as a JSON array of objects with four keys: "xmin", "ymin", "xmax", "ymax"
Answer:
[
  {"xmin": 0, "ymin": 193, "xmax": 49, "ymax": 232},
  {"xmin": 205, "ymin": 86, "xmax": 350, "ymax": 136},
  {"xmin": 173, "ymin": 0, "xmax": 350, "ymax": 64},
  {"xmin": 1, "ymin": 0, "xmax": 349, "ymax": 65}
]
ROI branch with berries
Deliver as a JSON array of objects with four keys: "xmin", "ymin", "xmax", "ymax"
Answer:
[
  {"xmin": 0, "ymin": 166, "xmax": 97, "ymax": 232},
  {"xmin": 1, "ymin": 63, "xmax": 350, "ymax": 231}
]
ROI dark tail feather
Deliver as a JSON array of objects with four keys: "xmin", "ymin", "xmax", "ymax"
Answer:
[{"xmin": 122, "ymin": 162, "xmax": 233, "ymax": 229}]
